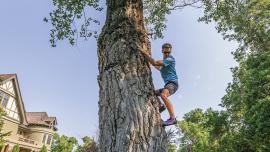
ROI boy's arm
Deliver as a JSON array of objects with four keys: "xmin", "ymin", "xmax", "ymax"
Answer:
[
  {"xmin": 138, "ymin": 45, "xmax": 163, "ymax": 67},
  {"xmin": 154, "ymin": 65, "xmax": 161, "ymax": 71}
]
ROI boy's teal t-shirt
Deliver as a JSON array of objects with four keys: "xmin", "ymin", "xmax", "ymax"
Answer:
[{"xmin": 160, "ymin": 55, "xmax": 178, "ymax": 84}]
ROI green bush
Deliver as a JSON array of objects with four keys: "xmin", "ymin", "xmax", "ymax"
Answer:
[
  {"xmin": 40, "ymin": 145, "xmax": 48, "ymax": 152},
  {"xmin": 12, "ymin": 144, "xmax": 20, "ymax": 152}
]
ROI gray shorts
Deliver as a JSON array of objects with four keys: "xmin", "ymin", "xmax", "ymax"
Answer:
[{"xmin": 155, "ymin": 81, "xmax": 179, "ymax": 96}]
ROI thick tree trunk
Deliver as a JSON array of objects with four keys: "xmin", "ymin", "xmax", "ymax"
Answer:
[{"xmin": 97, "ymin": 0, "xmax": 168, "ymax": 151}]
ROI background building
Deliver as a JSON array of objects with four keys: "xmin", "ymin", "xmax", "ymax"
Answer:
[{"xmin": 0, "ymin": 74, "xmax": 57, "ymax": 152}]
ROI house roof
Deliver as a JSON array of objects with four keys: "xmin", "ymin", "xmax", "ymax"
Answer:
[
  {"xmin": 26, "ymin": 112, "xmax": 57, "ymax": 126},
  {"xmin": 0, "ymin": 74, "xmax": 16, "ymax": 80}
]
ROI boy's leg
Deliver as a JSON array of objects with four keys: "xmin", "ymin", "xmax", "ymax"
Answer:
[
  {"xmin": 155, "ymin": 89, "xmax": 167, "ymax": 113},
  {"xmin": 155, "ymin": 89, "xmax": 164, "ymax": 108},
  {"xmin": 160, "ymin": 89, "xmax": 175, "ymax": 119},
  {"xmin": 160, "ymin": 82, "xmax": 179, "ymax": 126}
]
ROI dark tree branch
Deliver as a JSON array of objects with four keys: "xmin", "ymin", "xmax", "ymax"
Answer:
[{"xmin": 168, "ymin": 0, "xmax": 202, "ymax": 11}]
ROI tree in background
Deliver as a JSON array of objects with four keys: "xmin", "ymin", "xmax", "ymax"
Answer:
[
  {"xmin": 201, "ymin": 0, "xmax": 270, "ymax": 151},
  {"xmin": 11, "ymin": 144, "xmax": 20, "ymax": 152},
  {"xmin": 178, "ymin": 0, "xmax": 270, "ymax": 151},
  {"xmin": 40, "ymin": 145, "xmax": 48, "ymax": 152},
  {"xmin": 49, "ymin": 133, "xmax": 99, "ymax": 152},
  {"xmin": 51, "ymin": 133, "xmax": 78, "ymax": 152},
  {"xmin": 45, "ymin": 0, "xmax": 200, "ymax": 151},
  {"xmin": 75, "ymin": 136, "xmax": 98, "ymax": 152},
  {"xmin": 168, "ymin": 143, "xmax": 177, "ymax": 152},
  {"xmin": 178, "ymin": 108, "xmax": 232, "ymax": 152}
]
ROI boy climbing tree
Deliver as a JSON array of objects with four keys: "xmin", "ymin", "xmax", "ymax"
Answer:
[{"xmin": 138, "ymin": 43, "xmax": 179, "ymax": 126}]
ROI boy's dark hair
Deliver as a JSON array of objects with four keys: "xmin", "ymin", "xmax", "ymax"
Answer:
[{"xmin": 162, "ymin": 43, "xmax": 172, "ymax": 49}]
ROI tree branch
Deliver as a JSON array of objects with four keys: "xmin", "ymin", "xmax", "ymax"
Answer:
[{"xmin": 168, "ymin": 0, "xmax": 203, "ymax": 11}]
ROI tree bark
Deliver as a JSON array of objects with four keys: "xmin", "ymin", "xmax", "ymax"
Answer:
[{"xmin": 97, "ymin": 0, "xmax": 168, "ymax": 151}]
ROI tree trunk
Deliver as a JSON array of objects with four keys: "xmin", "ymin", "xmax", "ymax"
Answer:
[{"xmin": 97, "ymin": 0, "xmax": 168, "ymax": 151}]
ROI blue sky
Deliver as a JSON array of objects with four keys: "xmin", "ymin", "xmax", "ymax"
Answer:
[{"xmin": 0, "ymin": 1, "xmax": 237, "ymax": 142}]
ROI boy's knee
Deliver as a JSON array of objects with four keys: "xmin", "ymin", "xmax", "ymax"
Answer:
[
  {"xmin": 160, "ymin": 92, "xmax": 168, "ymax": 99},
  {"xmin": 161, "ymin": 89, "xmax": 170, "ymax": 97}
]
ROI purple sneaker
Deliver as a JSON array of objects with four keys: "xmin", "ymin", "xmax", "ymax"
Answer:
[
  {"xmin": 159, "ymin": 105, "xmax": 166, "ymax": 113},
  {"xmin": 162, "ymin": 117, "xmax": 177, "ymax": 127}
]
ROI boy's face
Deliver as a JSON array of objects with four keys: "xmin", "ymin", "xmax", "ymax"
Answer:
[{"xmin": 162, "ymin": 47, "xmax": 172, "ymax": 58}]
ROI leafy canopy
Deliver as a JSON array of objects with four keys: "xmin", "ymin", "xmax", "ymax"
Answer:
[
  {"xmin": 45, "ymin": 0, "xmax": 200, "ymax": 46},
  {"xmin": 51, "ymin": 133, "xmax": 78, "ymax": 152}
]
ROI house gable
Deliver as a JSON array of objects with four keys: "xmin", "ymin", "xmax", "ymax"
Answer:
[
  {"xmin": 0, "ymin": 79, "xmax": 15, "ymax": 95},
  {"xmin": 0, "ymin": 74, "xmax": 28, "ymax": 125}
]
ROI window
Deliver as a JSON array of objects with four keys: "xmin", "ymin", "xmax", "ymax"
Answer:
[
  {"xmin": 0, "ymin": 93, "xmax": 19, "ymax": 120},
  {"xmin": 2, "ymin": 95, "xmax": 9, "ymax": 108},
  {"xmin": 6, "ymin": 98, "xmax": 13, "ymax": 109},
  {"xmin": 42, "ymin": 134, "xmax": 47, "ymax": 144},
  {"xmin": 47, "ymin": 135, "xmax": 52, "ymax": 145}
]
